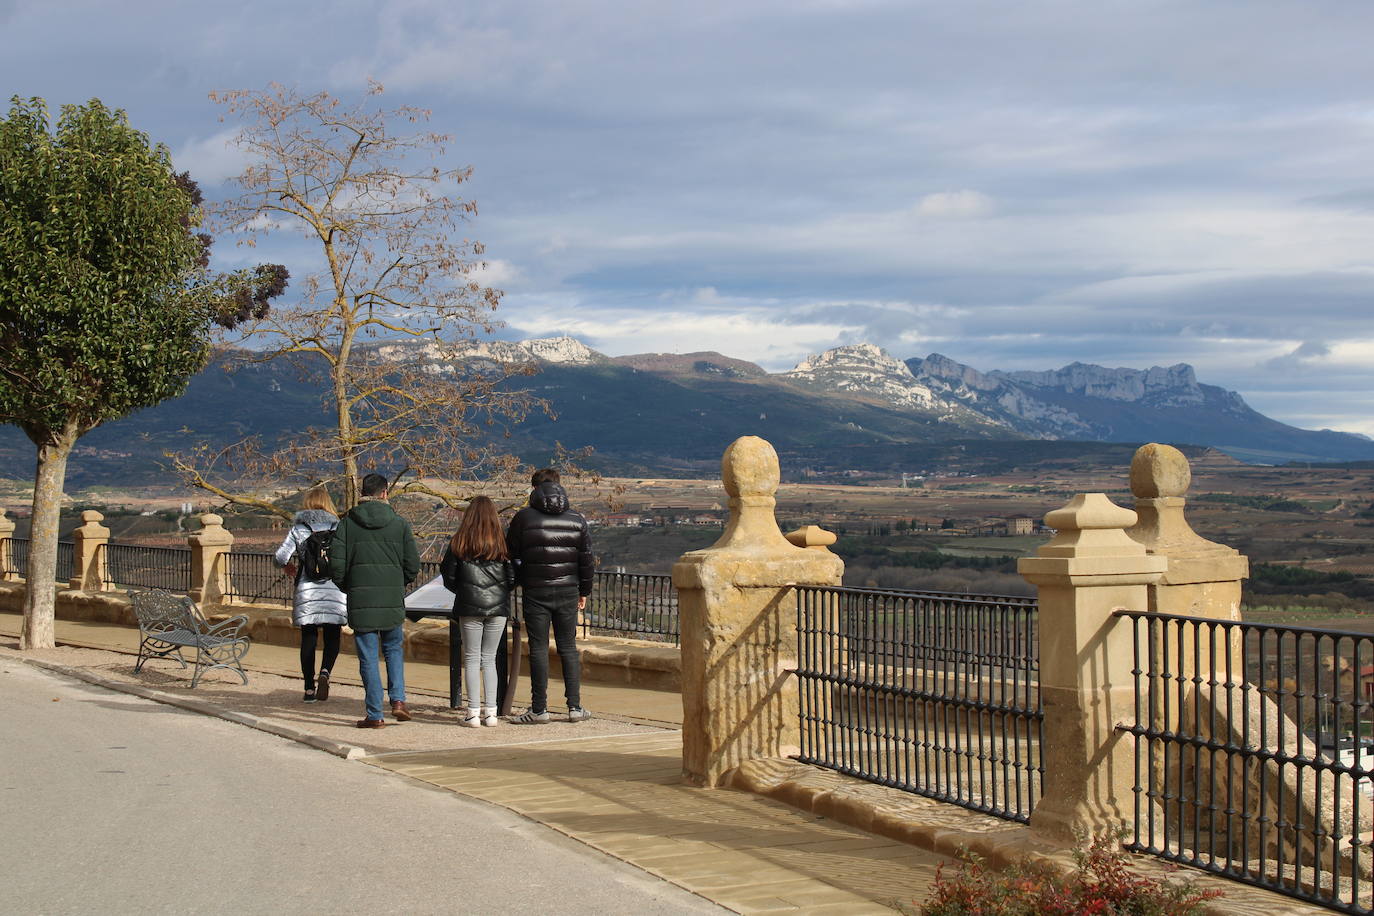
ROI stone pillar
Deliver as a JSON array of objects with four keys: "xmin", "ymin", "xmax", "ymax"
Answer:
[
  {"xmin": 188, "ymin": 514, "xmax": 234, "ymax": 605},
  {"xmin": 674, "ymin": 437, "xmax": 844, "ymax": 788},
  {"xmin": 1018, "ymin": 493, "xmax": 1166, "ymax": 844},
  {"xmin": 0, "ymin": 508, "xmax": 16, "ymax": 582},
  {"xmin": 69, "ymin": 510, "xmax": 110, "ymax": 591}
]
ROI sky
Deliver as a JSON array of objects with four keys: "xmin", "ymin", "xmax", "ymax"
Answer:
[{"xmin": 3, "ymin": 0, "xmax": 1373, "ymax": 435}]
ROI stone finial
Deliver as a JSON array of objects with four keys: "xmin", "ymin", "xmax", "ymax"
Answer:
[
  {"xmin": 721, "ymin": 435, "xmax": 781, "ymax": 498},
  {"xmin": 80, "ymin": 509, "xmax": 104, "ymax": 525},
  {"xmin": 190, "ymin": 512, "xmax": 235, "ymax": 547},
  {"xmin": 1034, "ymin": 493, "xmax": 1144, "ymax": 560},
  {"xmin": 1127, "ymin": 442, "xmax": 1247, "ymax": 592},
  {"xmin": 1130, "ymin": 443, "xmax": 1190, "ymax": 498},
  {"xmin": 709, "ymin": 436, "xmax": 794, "ymax": 553},
  {"xmin": 785, "ymin": 525, "xmax": 837, "ymax": 552}
]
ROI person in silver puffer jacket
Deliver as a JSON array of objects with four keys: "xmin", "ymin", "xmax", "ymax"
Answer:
[{"xmin": 273, "ymin": 485, "xmax": 348, "ymax": 703}]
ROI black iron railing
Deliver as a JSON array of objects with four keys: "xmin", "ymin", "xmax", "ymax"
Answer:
[
  {"xmin": 56, "ymin": 541, "xmax": 74, "ymax": 582},
  {"xmin": 795, "ymin": 585, "xmax": 1042, "ymax": 823},
  {"xmin": 1116, "ymin": 610, "xmax": 1374, "ymax": 914},
  {"xmin": 3, "ymin": 536, "xmax": 27, "ymax": 577},
  {"xmin": 582, "ymin": 571, "xmax": 678, "ymax": 644},
  {"xmin": 0, "ymin": 537, "xmax": 74, "ymax": 581},
  {"xmin": 223, "ymin": 550, "xmax": 293, "ymax": 605},
  {"xmin": 103, "ymin": 543, "xmax": 193, "ymax": 592}
]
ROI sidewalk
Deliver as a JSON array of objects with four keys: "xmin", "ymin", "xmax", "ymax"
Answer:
[{"xmin": 0, "ymin": 614, "xmax": 948, "ymax": 913}]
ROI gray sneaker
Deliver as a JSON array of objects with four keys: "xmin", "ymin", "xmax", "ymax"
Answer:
[
  {"xmin": 567, "ymin": 707, "xmax": 592, "ymax": 723},
  {"xmin": 512, "ymin": 709, "xmax": 550, "ymax": 725}
]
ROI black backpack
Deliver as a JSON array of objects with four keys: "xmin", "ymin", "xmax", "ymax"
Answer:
[{"xmin": 297, "ymin": 527, "xmax": 336, "ymax": 582}]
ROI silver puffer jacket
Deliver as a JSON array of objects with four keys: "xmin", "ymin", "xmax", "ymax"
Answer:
[{"xmin": 273, "ymin": 509, "xmax": 348, "ymax": 627}]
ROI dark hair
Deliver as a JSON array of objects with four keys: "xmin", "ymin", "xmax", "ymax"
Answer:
[
  {"xmin": 360, "ymin": 473, "xmax": 389, "ymax": 498},
  {"xmin": 531, "ymin": 467, "xmax": 560, "ymax": 486},
  {"xmin": 450, "ymin": 496, "xmax": 507, "ymax": 561}
]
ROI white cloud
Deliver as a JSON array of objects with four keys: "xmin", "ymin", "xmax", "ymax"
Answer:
[
  {"xmin": 171, "ymin": 129, "xmax": 246, "ymax": 187},
  {"xmin": 915, "ymin": 190, "xmax": 993, "ymax": 218},
  {"xmin": 467, "ymin": 258, "xmax": 521, "ymax": 288}
]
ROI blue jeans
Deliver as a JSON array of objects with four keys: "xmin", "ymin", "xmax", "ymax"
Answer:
[{"xmin": 354, "ymin": 626, "xmax": 405, "ymax": 721}]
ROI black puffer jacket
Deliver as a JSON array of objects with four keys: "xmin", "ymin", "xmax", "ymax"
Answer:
[
  {"xmin": 439, "ymin": 552, "xmax": 514, "ymax": 618},
  {"xmin": 505, "ymin": 482, "xmax": 594, "ymax": 595}
]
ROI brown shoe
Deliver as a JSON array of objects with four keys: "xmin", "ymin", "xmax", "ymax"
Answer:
[
  {"xmin": 316, "ymin": 669, "xmax": 330, "ymax": 702},
  {"xmin": 390, "ymin": 701, "xmax": 412, "ymax": 722},
  {"xmin": 355, "ymin": 718, "xmax": 385, "ymax": 729}
]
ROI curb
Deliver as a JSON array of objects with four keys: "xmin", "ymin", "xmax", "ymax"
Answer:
[{"xmin": 14, "ymin": 656, "xmax": 368, "ymax": 760}]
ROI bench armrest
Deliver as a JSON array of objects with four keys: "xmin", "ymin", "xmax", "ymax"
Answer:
[{"xmin": 203, "ymin": 615, "xmax": 250, "ymax": 638}]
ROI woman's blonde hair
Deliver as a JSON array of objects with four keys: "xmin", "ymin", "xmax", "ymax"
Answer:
[
  {"xmin": 300, "ymin": 484, "xmax": 338, "ymax": 516},
  {"xmin": 450, "ymin": 496, "xmax": 507, "ymax": 562}
]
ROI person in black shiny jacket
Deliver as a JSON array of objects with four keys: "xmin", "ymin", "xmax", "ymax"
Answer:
[
  {"xmin": 441, "ymin": 495, "xmax": 514, "ymax": 728},
  {"xmin": 505, "ymin": 468, "xmax": 594, "ymax": 724}
]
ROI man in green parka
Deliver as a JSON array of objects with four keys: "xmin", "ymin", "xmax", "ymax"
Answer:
[{"xmin": 329, "ymin": 473, "xmax": 420, "ymax": 728}]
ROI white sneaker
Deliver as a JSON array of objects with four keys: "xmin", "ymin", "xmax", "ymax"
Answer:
[
  {"xmin": 567, "ymin": 707, "xmax": 592, "ymax": 723},
  {"xmin": 459, "ymin": 708, "xmax": 481, "ymax": 728},
  {"xmin": 511, "ymin": 709, "xmax": 550, "ymax": 725},
  {"xmin": 481, "ymin": 707, "xmax": 499, "ymax": 727}
]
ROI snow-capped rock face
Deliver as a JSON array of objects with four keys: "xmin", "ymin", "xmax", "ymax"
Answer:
[
  {"xmin": 783, "ymin": 344, "xmax": 939, "ymax": 410},
  {"xmin": 520, "ymin": 336, "xmax": 605, "ymax": 365},
  {"xmin": 376, "ymin": 336, "xmax": 609, "ymax": 366}
]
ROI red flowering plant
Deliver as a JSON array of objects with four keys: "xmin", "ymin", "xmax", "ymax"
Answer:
[{"xmin": 920, "ymin": 834, "xmax": 1222, "ymax": 916}]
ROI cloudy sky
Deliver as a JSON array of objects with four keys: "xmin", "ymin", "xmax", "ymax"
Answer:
[{"xmin": 3, "ymin": 0, "xmax": 1373, "ymax": 434}]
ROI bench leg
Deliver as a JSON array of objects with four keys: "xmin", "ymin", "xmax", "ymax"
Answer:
[{"xmin": 136, "ymin": 635, "xmax": 188, "ymax": 674}]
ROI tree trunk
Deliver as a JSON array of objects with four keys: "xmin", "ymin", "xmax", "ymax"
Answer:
[{"xmin": 20, "ymin": 421, "xmax": 80, "ymax": 650}]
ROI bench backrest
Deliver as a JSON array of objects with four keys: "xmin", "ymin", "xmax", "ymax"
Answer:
[{"xmin": 129, "ymin": 589, "xmax": 203, "ymax": 635}]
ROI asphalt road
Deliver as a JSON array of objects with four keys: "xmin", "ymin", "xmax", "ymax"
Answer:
[{"xmin": 0, "ymin": 661, "xmax": 725, "ymax": 915}]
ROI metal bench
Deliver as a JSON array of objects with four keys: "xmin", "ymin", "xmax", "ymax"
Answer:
[{"xmin": 129, "ymin": 589, "xmax": 251, "ymax": 687}]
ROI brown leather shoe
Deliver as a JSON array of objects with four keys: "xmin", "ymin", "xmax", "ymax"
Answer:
[
  {"xmin": 390, "ymin": 701, "xmax": 412, "ymax": 722},
  {"xmin": 355, "ymin": 718, "xmax": 385, "ymax": 729}
]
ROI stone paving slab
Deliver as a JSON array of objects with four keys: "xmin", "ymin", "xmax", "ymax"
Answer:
[{"xmin": 370, "ymin": 731, "xmax": 945, "ymax": 913}]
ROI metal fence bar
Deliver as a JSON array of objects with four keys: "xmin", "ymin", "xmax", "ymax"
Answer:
[
  {"xmin": 222, "ymin": 550, "xmax": 292, "ymax": 605},
  {"xmin": 795, "ymin": 584, "xmax": 1042, "ymax": 823},
  {"xmin": 581, "ymin": 571, "xmax": 678, "ymax": 645},
  {"xmin": 103, "ymin": 543, "xmax": 193, "ymax": 592},
  {"xmin": 1116, "ymin": 609, "xmax": 1374, "ymax": 914}
]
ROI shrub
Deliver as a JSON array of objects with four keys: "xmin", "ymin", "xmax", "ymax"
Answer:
[{"xmin": 920, "ymin": 835, "xmax": 1221, "ymax": 916}]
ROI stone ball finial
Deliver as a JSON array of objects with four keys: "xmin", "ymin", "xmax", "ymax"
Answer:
[
  {"xmin": 1130, "ymin": 443, "xmax": 1191, "ymax": 499},
  {"xmin": 200, "ymin": 513, "xmax": 224, "ymax": 527},
  {"xmin": 721, "ymin": 436, "xmax": 781, "ymax": 499},
  {"xmin": 80, "ymin": 509, "xmax": 104, "ymax": 524}
]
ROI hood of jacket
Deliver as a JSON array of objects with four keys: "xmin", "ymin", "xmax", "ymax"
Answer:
[
  {"xmin": 293, "ymin": 509, "xmax": 338, "ymax": 530},
  {"xmin": 530, "ymin": 482, "xmax": 569, "ymax": 516},
  {"xmin": 348, "ymin": 499, "xmax": 399, "ymax": 530}
]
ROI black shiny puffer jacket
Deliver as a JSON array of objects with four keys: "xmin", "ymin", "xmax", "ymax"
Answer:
[
  {"xmin": 439, "ymin": 552, "xmax": 514, "ymax": 618},
  {"xmin": 505, "ymin": 482, "xmax": 594, "ymax": 595}
]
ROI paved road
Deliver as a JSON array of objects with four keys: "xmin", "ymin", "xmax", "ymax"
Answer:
[{"xmin": 0, "ymin": 661, "xmax": 725, "ymax": 915}]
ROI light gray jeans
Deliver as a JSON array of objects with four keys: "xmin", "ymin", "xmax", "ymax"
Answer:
[{"xmin": 460, "ymin": 616, "xmax": 505, "ymax": 709}]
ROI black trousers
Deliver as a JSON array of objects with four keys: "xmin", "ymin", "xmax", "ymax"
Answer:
[
  {"xmin": 300, "ymin": 623, "xmax": 341, "ymax": 689},
  {"xmin": 521, "ymin": 587, "xmax": 581, "ymax": 712}
]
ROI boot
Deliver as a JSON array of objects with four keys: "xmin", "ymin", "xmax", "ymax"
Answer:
[{"xmin": 460, "ymin": 707, "xmax": 482, "ymax": 728}]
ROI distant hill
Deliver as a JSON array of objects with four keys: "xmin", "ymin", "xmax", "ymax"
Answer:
[{"xmin": 2, "ymin": 335, "xmax": 1370, "ymax": 486}]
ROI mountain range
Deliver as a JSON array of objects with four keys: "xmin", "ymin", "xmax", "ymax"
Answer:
[{"xmin": 4, "ymin": 335, "xmax": 1371, "ymax": 486}]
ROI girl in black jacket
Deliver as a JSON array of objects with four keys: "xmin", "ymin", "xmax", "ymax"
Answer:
[{"xmin": 441, "ymin": 496, "xmax": 514, "ymax": 727}]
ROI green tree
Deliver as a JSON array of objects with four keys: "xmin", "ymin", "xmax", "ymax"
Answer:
[{"xmin": 0, "ymin": 97, "xmax": 284, "ymax": 649}]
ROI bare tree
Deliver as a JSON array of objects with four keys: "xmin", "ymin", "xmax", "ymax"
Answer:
[{"xmin": 173, "ymin": 82, "xmax": 543, "ymax": 515}]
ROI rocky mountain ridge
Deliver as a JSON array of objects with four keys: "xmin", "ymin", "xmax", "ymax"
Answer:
[{"xmin": 407, "ymin": 336, "xmax": 1372, "ymax": 463}]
